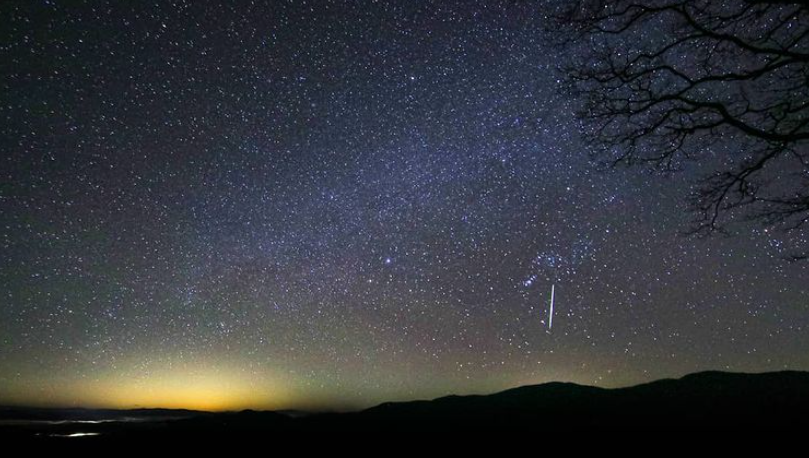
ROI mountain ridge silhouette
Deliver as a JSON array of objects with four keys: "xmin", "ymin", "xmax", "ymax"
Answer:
[{"xmin": 2, "ymin": 370, "xmax": 807, "ymax": 437}]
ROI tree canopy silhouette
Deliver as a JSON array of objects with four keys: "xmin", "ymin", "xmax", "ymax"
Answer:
[{"xmin": 551, "ymin": 0, "xmax": 809, "ymax": 258}]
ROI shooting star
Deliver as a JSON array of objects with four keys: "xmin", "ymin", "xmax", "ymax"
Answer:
[{"xmin": 548, "ymin": 284, "xmax": 555, "ymax": 330}]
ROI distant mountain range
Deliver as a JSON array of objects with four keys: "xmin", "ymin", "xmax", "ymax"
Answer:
[{"xmin": 2, "ymin": 371, "xmax": 808, "ymax": 438}]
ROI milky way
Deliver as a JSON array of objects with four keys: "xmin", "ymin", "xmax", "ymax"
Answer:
[{"xmin": 1, "ymin": 0, "xmax": 808, "ymax": 410}]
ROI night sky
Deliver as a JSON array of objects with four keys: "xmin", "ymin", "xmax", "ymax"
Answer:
[{"xmin": 1, "ymin": 0, "xmax": 807, "ymax": 412}]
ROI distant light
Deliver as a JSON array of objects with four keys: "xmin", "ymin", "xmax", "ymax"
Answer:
[{"xmin": 51, "ymin": 432, "xmax": 101, "ymax": 438}]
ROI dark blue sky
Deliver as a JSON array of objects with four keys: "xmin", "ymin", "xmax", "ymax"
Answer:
[{"xmin": 1, "ymin": 0, "xmax": 807, "ymax": 410}]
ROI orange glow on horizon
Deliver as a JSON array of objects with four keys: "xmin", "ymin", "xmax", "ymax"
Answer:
[
  {"xmin": 1, "ymin": 362, "xmax": 299, "ymax": 412},
  {"xmin": 93, "ymin": 374, "xmax": 289, "ymax": 411}
]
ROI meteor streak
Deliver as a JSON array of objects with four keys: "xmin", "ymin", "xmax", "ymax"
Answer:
[{"xmin": 549, "ymin": 284, "xmax": 555, "ymax": 330}]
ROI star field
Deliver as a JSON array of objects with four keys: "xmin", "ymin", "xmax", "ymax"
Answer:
[{"xmin": 1, "ymin": 0, "xmax": 808, "ymax": 411}]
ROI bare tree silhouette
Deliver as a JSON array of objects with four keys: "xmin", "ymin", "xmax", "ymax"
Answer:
[{"xmin": 550, "ymin": 0, "xmax": 809, "ymax": 258}]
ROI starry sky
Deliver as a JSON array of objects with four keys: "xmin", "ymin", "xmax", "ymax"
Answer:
[{"xmin": 1, "ymin": 0, "xmax": 808, "ymax": 412}]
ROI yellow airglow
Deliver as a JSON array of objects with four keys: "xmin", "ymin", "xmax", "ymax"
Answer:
[
  {"xmin": 4, "ymin": 363, "xmax": 296, "ymax": 412},
  {"xmin": 93, "ymin": 372, "xmax": 288, "ymax": 411}
]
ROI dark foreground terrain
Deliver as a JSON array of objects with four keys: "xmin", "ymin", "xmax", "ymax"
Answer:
[{"xmin": 2, "ymin": 371, "xmax": 808, "ymax": 440}]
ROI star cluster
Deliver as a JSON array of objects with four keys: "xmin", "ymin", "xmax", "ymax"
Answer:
[{"xmin": 1, "ymin": 0, "xmax": 807, "ymax": 411}]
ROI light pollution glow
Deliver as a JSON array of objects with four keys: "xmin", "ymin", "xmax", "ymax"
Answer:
[
  {"xmin": 0, "ymin": 362, "xmax": 296, "ymax": 412},
  {"xmin": 0, "ymin": 350, "xmax": 639, "ymax": 411}
]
